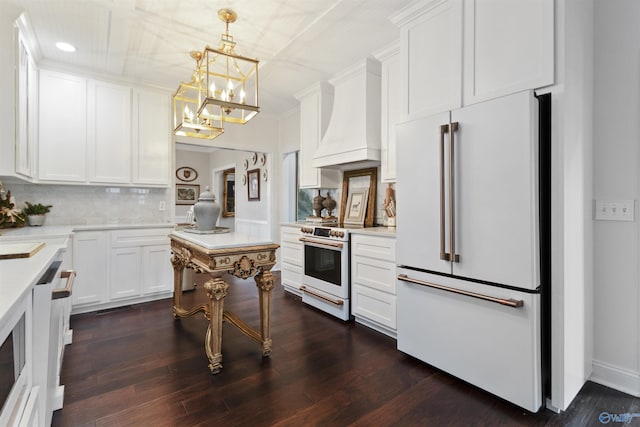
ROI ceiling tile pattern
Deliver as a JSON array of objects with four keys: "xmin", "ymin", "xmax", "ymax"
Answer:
[{"xmin": 12, "ymin": 0, "xmax": 412, "ymax": 115}]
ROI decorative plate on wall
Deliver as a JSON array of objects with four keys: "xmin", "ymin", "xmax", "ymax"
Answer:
[
  {"xmin": 251, "ymin": 152, "xmax": 258, "ymax": 164},
  {"xmin": 243, "ymin": 159, "xmax": 249, "ymax": 170},
  {"xmin": 259, "ymin": 153, "xmax": 266, "ymax": 165},
  {"xmin": 241, "ymin": 174, "xmax": 247, "ymax": 185},
  {"xmin": 262, "ymin": 169, "xmax": 268, "ymax": 181},
  {"xmin": 176, "ymin": 166, "xmax": 198, "ymax": 182}
]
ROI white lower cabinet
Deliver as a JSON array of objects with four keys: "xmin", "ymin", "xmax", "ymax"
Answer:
[
  {"xmin": 280, "ymin": 225, "xmax": 303, "ymax": 296},
  {"xmin": 350, "ymin": 233, "xmax": 397, "ymax": 337},
  {"xmin": 72, "ymin": 227, "xmax": 173, "ymax": 314}
]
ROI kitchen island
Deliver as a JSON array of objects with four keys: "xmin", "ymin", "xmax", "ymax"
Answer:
[{"xmin": 169, "ymin": 230, "xmax": 279, "ymax": 374}]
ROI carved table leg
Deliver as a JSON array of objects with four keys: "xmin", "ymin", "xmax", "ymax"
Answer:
[
  {"xmin": 204, "ymin": 275, "xmax": 228, "ymax": 374},
  {"xmin": 170, "ymin": 248, "xmax": 190, "ymax": 319},
  {"xmin": 254, "ymin": 269, "xmax": 274, "ymax": 357}
]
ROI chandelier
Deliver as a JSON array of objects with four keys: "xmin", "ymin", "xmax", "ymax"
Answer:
[
  {"xmin": 172, "ymin": 51, "xmax": 224, "ymax": 139},
  {"xmin": 172, "ymin": 8, "xmax": 259, "ymax": 139}
]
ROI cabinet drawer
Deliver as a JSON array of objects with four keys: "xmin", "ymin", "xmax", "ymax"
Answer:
[
  {"xmin": 282, "ymin": 262, "xmax": 302, "ymax": 289},
  {"xmin": 281, "ymin": 240, "xmax": 303, "ymax": 267},
  {"xmin": 110, "ymin": 228, "xmax": 171, "ymax": 247},
  {"xmin": 352, "ymin": 255, "xmax": 396, "ymax": 295},
  {"xmin": 351, "ymin": 234, "xmax": 396, "ymax": 261},
  {"xmin": 352, "ymin": 284, "xmax": 396, "ymax": 330},
  {"xmin": 281, "ymin": 227, "xmax": 303, "ymax": 244}
]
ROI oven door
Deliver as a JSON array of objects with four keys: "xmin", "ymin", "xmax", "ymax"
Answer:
[{"xmin": 301, "ymin": 237, "xmax": 349, "ymax": 299}]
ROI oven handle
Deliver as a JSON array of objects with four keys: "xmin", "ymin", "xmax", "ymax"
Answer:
[
  {"xmin": 397, "ymin": 274, "xmax": 524, "ymax": 308},
  {"xmin": 300, "ymin": 285, "xmax": 344, "ymax": 306},
  {"xmin": 299, "ymin": 237, "xmax": 344, "ymax": 249}
]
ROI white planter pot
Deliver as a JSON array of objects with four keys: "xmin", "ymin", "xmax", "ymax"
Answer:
[{"xmin": 27, "ymin": 214, "xmax": 46, "ymax": 226}]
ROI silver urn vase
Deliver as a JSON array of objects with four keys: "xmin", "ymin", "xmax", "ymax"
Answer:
[{"xmin": 193, "ymin": 186, "xmax": 221, "ymax": 231}]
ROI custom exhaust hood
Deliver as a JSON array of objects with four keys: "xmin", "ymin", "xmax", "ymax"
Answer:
[{"xmin": 312, "ymin": 57, "xmax": 382, "ymax": 170}]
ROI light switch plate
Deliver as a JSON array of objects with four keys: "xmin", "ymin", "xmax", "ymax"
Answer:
[{"xmin": 595, "ymin": 200, "xmax": 634, "ymax": 221}]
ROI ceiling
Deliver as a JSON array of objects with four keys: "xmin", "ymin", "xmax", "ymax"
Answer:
[{"xmin": 11, "ymin": 0, "xmax": 412, "ymax": 117}]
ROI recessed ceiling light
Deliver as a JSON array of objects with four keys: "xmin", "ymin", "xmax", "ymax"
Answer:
[{"xmin": 55, "ymin": 42, "xmax": 76, "ymax": 53}]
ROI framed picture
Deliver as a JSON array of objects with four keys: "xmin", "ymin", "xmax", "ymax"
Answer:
[
  {"xmin": 340, "ymin": 167, "xmax": 378, "ymax": 227},
  {"xmin": 247, "ymin": 168, "xmax": 260, "ymax": 201},
  {"xmin": 344, "ymin": 189, "xmax": 369, "ymax": 226},
  {"xmin": 176, "ymin": 184, "xmax": 199, "ymax": 205}
]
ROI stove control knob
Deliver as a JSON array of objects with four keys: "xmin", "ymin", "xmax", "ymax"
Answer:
[{"xmin": 338, "ymin": 231, "xmax": 345, "ymax": 238}]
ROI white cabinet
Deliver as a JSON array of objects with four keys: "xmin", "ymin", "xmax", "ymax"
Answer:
[
  {"xmin": 37, "ymin": 70, "xmax": 170, "ymax": 187},
  {"xmin": 142, "ymin": 245, "xmax": 173, "ymax": 294},
  {"xmin": 392, "ymin": 0, "xmax": 553, "ymax": 119},
  {"xmin": 351, "ymin": 233, "xmax": 397, "ymax": 337},
  {"xmin": 72, "ymin": 227, "xmax": 173, "ymax": 314},
  {"xmin": 295, "ymin": 83, "xmax": 340, "ymax": 189},
  {"xmin": 377, "ymin": 43, "xmax": 402, "ymax": 183},
  {"xmin": 16, "ymin": 32, "xmax": 37, "ymax": 179},
  {"xmin": 132, "ymin": 89, "xmax": 171, "ymax": 186},
  {"xmin": 280, "ymin": 225, "xmax": 303, "ymax": 296},
  {"xmin": 462, "ymin": 0, "xmax": 554, "ymax": 105},
  {"xmin": 88, "ymin": 81, "xmax": 132, "ymax": 183},
  {"xmin": 72, "ymin": 231, "xmax": 107, "ymax": 307},
  {"xmin": 38, "ymin": 70, "xmax": 87, "ymax": 182}
]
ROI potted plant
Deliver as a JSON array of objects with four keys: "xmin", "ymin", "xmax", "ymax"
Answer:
[{"xmin": 23, "ymin": 201, "xmax": 52, "ymax": 226}]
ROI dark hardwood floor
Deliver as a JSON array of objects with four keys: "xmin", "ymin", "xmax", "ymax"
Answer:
[{"xmin": 52, "ymin": 272, "xmax": 638, "ymax": 427}]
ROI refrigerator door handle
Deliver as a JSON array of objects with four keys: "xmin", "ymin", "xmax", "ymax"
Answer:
[
  {"xmin": 439, "ymin": 123, "xmax": 450, "ymax": 261},
  {"xmin": 449, "ymin": 121, "xmax": 460, "ymax": 262},
  {"xmin": 397, "ymin": 274, "xmax": 524, "ymax": 308}
]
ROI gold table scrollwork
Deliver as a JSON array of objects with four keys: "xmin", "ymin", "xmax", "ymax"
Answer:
[{"xmin": 169, "ymin": 231, "xmax": 280, "ymax": 374}]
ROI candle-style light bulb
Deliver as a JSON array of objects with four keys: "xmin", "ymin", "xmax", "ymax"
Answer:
[
  {"xmin": 210, "ymin": 82, "xmax": 216, "ymax": 98},
  {"xmin": 240, "ymin": 88, "xmax": 246, "ymax": 104},
  {"xmin": 227, "ymin": 80, "xmax": 234, "ymax": 91}
]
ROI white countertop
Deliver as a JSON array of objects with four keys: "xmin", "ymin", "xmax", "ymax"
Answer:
[
  {"xmin": 0, "ymin": 223, "xmax": 174, "ymax": 241},
  {"xmin": 0, "ymin": 240, "xmax": 67, "ymax": 327},
  {"xmin": 170, "ymin": 230, "xmax": 275, "ymax": 250}
]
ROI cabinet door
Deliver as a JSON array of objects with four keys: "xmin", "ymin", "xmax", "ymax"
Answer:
[
  {"xmin": 88, "ymin": 81, "xmax": 131, "ymax": 183},
  {"xmin": 132, "ymin": 89, "xmax": 170, "ymax": 185},
  {"xmin": 110, "ymin": 247, "xmax": 142, "ymax": 300},
  {"xmin": 400, "ymin": 0, "xmax": 462, "ymax": 119},
  {"xmin": 395, "ymin": 111, "xmax": 452, "ymax": 274},
  {"xmin": 380, "ymin": 47, "xmax": 401, "ymax": 183},
  {"xmin": 142, "ymin": 245, "xmax": 173, "ymax": 294},
  {"xmin": 452, "ymin": 91, "xmax": 538, "ymax": 289},
  {"xmin": 38, "ymin": 70, "xmax": 87, "ymax": 182},
  {"xmin": 72, "ymin": 232, "xmax": 107, "ymax": 306},
  {"xmin": 281, "ymin": 227, "xmax": 303, "ymax": 266},
  {"xmin": 16, "ymin": 36, "xmax": 30, "ymax": 177},
  {"xmin": 463, "ymin": 0, "xmax": 554, "ymax": 105}
]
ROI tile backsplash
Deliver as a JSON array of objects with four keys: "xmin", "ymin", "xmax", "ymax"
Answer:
[{"xmin": 5, "ymin": 183, "xmax": 172, "ymax": 225}]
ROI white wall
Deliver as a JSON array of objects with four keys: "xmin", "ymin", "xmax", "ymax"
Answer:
[
  {"xmin": 590, "ymin": 0, "xmax": 640, "ymax": 396},
  {"xmin": 174, "ymin": 148, "xmax": 211, "ymax": 222}
]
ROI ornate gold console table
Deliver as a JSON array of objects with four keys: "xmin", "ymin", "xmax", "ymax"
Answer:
[{"xmin": 169, "ymin": 230, "xmax": 280, "ymax": 374}]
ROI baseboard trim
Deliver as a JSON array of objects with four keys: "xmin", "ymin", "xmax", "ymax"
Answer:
[{"xmin": 590, "ymin": 359, "xmax": 640, "ymax": 397}]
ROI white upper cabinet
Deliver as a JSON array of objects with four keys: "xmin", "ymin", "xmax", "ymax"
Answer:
[
  {"xmin": 393, "ymin": 0, "xmax": 463, "ymax": 119},
  {"xmin": 88, "ymin": 81, "xmax": 132, "ymax": 183},
  {"xmin": 462, "ymin": 0, "xmax": 554, "ymax": 105},
  {"xmin": 132, "ymin": 89, "xmax": 170, "ymax": 186},
  {"xmin": 295, "ymin": 83, "xmax": 340, "ymax": 189},
  {"xmin": 37, "ymin": 69, "xmax": 170, "ymax": 187},
  {"xmin": 392, "ymin": 0, "xmax": 554, "ymax": 118},
  {"xmin": 38, "ymin": 69, "xmax": 87, "ymax": 182},
  {"xmin": 377, "ymin": 43, "xmax": 402, "ymax": 183}
]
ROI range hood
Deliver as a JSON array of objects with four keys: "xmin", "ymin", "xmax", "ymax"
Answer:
[{"xmin": 312, "ymin": 57, "xmax": 381, "ymax": 170}]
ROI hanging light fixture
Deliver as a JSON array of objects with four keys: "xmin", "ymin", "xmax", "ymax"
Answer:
[
  {"xmin": 172, "ymin": 51, "xmax": 224, "ymax": 139},
  {"xmin": 196, "ymin": 9, "xmax": 259, "ymax": 125}
]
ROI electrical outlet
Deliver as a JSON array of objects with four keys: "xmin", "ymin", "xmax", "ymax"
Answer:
[
  {"xmin": 159, "ymin": 201, "xmax": 166, "ymax": 211},
  {"xmin": 595, "ymin": 200, "xmax": 634, "ymax": 221}
]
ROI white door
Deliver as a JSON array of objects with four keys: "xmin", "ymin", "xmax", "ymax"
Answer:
[
  {"xmin": 452, "ymin": 91, "xmax": 539, "ymax": 289},
  {"xmin": 110, "ymin": 247, "xmax": 142, "ymax": 300},
  {"xmin": 132, "ymin": 89, "xmax": 170, "ymax": 185},
  {"xmin": 142, "ymin": 245, "xmax": 173, "ymax": 295},
  {"xmin": 395, "ymin": 111, "xmax": 451, "ymax": 274},
  {"xmin": 72, "ymin": 232, "xmax": 107, "ymax": 306}
]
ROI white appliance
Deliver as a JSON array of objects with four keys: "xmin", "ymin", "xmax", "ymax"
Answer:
[
  {"xmin": 395, "ymin": 90, "xmax": 551, "ymax": 412},
  {"xmin": 299, "ymin": 225, "xmax": 351, "ymax": 320}
]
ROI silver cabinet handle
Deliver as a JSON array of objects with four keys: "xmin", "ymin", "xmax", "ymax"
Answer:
[
  {"xmin": 397, "ymin": 274, "xmax": 523, "ymax": 308},
  {"xmin": 449, "ymin": 121, "xmax": 460, "ymax": 263},
  {"xmin": 439, "ymin": 123, "xmax": 448, "ymax": 261}
]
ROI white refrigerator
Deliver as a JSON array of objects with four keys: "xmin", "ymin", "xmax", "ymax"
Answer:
[{"xmin": 395, "ymin": 90, "xmax": 551, "ymax": 412}]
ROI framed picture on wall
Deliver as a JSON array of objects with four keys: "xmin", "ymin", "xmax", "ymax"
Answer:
[
  {"xmin": 247, "ymin": 169, "xmax": 260, "ymax": 201},
  {"xmin": 176, "ymin": 184, "xmax": 199, "ymax": 205}
]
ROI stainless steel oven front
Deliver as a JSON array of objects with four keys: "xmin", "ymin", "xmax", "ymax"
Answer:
[{"xmin": 299, "ymin": 226, "xmax": 351, "ymax": 320}]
